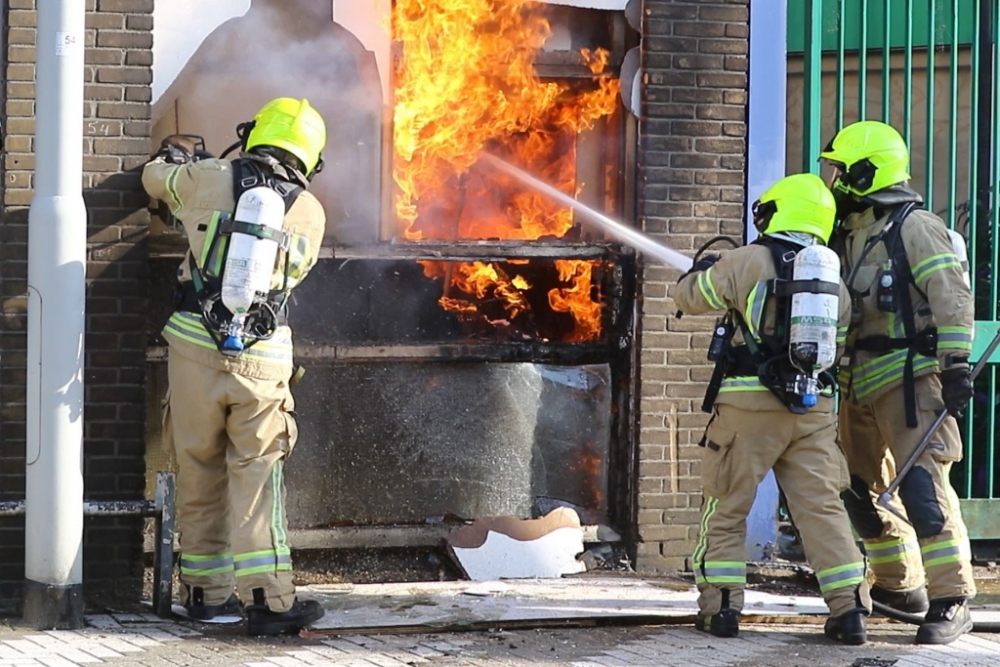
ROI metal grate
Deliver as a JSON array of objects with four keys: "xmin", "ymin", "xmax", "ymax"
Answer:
[{"xmin": 794, "ymin": 0, "xmax": 1000, "ymax": 538}]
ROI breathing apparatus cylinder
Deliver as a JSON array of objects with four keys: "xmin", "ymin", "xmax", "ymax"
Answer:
[
  {"xmin": 220, "ymin": 186, "xmax": 286, "ymax": 352},
  {"xmin": 946, "ymin": 228, "xmax": 971, "ymax": 289},
  {"xmin": 788, "ymin": 244, "xmax": 841, "ymax": 407}
]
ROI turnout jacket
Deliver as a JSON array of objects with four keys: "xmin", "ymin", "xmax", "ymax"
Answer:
[
  {"xmin": 143, "ymin": 157, "xmax": 325, "ymax": 380},
  {"xmin": 835, "ymin": 206, "xmax": 973, "ymax": 405},
  {"xmin": 671, "ymin": 242, "xmax": 852, "ymax": 413}
]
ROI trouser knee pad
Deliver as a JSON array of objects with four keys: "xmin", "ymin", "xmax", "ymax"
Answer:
[
  {"xmin": 898, "ymin": 466, "xmax": 945, "ymax": 538},
  {"xmin": 841, "ymin": 474, "xmax": 884, "ymax": 539}
]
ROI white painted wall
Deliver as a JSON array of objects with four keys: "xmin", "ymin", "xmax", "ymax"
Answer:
[{"xmin": 152, "ymin": 0, "xmax": 249, "ymax": 103}]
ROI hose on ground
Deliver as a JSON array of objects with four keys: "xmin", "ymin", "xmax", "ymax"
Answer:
[
  {"xmin": 871, "ymin": 598, "xmax": 1000, "ymax": 632},
  {"xmin": 753, "ymin": 561, "xmax": 1000, "ymax": 632}
]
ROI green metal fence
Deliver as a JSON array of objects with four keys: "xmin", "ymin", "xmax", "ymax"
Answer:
[{"xmin": 793, "ymin": 0, "xmax": 1000, "ymax": 539}]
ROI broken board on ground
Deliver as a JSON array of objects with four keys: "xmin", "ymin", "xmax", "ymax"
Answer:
[{"xmin": 302, "ymin": 577, "xmax": 831, "ymax": 633}]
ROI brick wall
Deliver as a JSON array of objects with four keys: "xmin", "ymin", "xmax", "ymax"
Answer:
[
  {"xmin": 0, "ymin": 0, "xmax": 152, "ymax": 608},
  {"xmin": 636, "ymin": 0, "xmax": 750, "ymax": 572}
]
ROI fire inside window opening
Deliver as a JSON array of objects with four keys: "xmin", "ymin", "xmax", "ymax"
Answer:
[
  {"xmin": 145, "ymin": 0, "xmax": 641, "ymax": 544},
  {"xmin": 390, "ymin": 0, "xmax": 627, "ymax": 343}
]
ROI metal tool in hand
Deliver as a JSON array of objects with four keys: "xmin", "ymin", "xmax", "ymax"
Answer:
[{"xmin": 876, "ymin": 329, "xmax": 1000, "ymax": 522}]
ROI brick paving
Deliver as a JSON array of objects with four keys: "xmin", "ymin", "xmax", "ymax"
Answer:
[{"xmin": 0, "ymin": 615, "xmax": 999, "ymax": 667}]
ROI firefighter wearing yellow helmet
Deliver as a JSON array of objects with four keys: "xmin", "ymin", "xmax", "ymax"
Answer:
[
  {"xmin": 142, "ymin": 98, "xmax": 327, "ymax": 635},
  {"xmin": 821, "ymin": 120, "xmax": 975, "ymax": 644},
  {"xmin": 672, "ymin": 173, "xmax": 872, "ymax": 644}
]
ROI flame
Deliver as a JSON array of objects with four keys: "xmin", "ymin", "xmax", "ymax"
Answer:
[
  {"xmin": 549, "ymin": 260, "xmax": 601, "ymax": 341},
  {"xmin": 392, "ymin": 0, "xmax": 620, "ymax": 340},
  {"xmin": 570, "ymin": 440, "xmax": 605, "ymax": 509}
]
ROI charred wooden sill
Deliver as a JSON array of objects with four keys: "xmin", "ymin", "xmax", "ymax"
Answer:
[
  {"xmin": 147, "ymin": 340, "xmax": 624, "ymax": 365},
  {"xmin": 148, "ymin": 233, "xmax": 627, "ymax": 261}
]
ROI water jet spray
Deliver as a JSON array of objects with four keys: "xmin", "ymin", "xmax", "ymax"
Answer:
[{"xmin": 482, "ymin": 154, "xmax": 694, "ymax": 271}]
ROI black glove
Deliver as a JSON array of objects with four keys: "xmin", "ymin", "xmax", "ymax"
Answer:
[
  {"xmin": 692, "ymin": 253, "xmax": 722, "ymax": 273},
  {"xmin": 155, "ymin": 135, "xmax": 197, "ymax": 164},
  {"xmin": 941, "ymin": 361, "xmax": 973, "ymax": 418},
  {"xmin": 674, "ymin": 254, "xmax": 722, "ymax": 319}
]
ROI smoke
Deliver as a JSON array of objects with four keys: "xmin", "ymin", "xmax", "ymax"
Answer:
[{"xmin": 152, "ymin": 0, "xmax": 386, "ymax": 245}]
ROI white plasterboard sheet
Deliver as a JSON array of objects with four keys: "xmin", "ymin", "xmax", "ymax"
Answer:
[
  {"xmin": 304, "ymin": 578, "xmax": 833, "ymax": 631},
  {"xmin": 451, "ymin": 527, "xmax": 587, "ymax": 581}
]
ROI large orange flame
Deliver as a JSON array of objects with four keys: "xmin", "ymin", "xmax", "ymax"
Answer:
[{"xmin": 392, "ymin": 0, "xmax": 620, "ymax": 341}]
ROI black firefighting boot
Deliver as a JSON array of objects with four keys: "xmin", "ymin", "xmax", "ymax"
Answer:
[
  {"xmin": 695, "ymin": 589, "xmax": 739, "ymax": 638},
  {"xmin": 824, "ymin": 609, "xmax": 868, "ymax": 645},
  {"xmin": 871, "ymin": 585, "xmax": 930, "ymax": 614},
  {"xmin": 824, "ymin": 587, "xmax": 869, "ymax": 646},
  {"xmin": 915, "ymin": 597, "xmax": 973, "ymax": 645},
  {"xmin": 246, "ymin": 588, "xmax": 325, "ymax": 636},
  {"xmin": 183, "ymin": 586, "xmax": 241, "ymax": 621}
]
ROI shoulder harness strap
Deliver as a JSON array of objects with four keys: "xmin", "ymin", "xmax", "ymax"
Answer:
[
  {"xmin": 882, "ymin": 202, "xmax": 936, "ymax": 427},
  {"xmin": 701, "ymin": 237, "xmax": 835, "ymax": 415},
  {"xmin": 177, "ymin": 159, "xmax": 306, "ymax": 356}
]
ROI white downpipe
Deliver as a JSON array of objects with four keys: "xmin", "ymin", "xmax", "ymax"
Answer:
[
  {"xmin": 743, "ymin": 0, "xmax": 788, "ymax": 562},
  {"xmin": 24, "ymin": 0, "xmax": 87, "ymax": 629}
]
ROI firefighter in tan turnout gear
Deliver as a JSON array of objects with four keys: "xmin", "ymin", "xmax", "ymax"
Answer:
[
  {"xmin": 822, "ymin": 120, "xmax": 976, "ymax": 645},
  {"xmin": 143, "ymin": 98, "xmax": 327, "ymax": 636},
  {"xmin": 672, "ymin": 173, "xmax": 873, "ymax": 644}
]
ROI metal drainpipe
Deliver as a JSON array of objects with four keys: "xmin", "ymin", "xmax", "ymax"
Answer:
[{"xmin": 24, "ymin": 0, "xmax": 88, "ymax": 629}]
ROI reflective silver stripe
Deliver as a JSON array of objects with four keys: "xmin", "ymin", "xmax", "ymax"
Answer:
[
  {"xmin": 865, "ymin": 539, "xmax": 916, "ymax": 561},
  {"xmin": 912, "ymin": 254, "xmax": 960, "ymax": 283},
  {"xmin": 747, "ymin": 281, "xmax": 767, "ymax": 336},
  {"xmin": 922, "ymin": 543, "xmax": 962, "ymax": 565},
  {"xmin": 853, "ymin": 348, "xmax": 937, "ymax": 397},
  {"xmin": 855, "ymin": 347, "xmax": 910, "ymax": 381},
  {"xmin": 703, "ymin": 567, "xmax": 745, "ymax": 577},
  {"xmin": 937, "ymin": 332, "xmax": 973, "ymax": 347},
  {"xmin": 165, "ymin": 312, "xmax": 294, "ymax": 363},
  {"xmin": 233, "ymin": 552, "xmax": 293, "ymax": 573},
  {"xmin": 817, "ymin": 565, "xmax": 865, "ymax": 590},
  {"xmin": 179, "ymin": 555, "xmax": 233, "ymax": 571}
]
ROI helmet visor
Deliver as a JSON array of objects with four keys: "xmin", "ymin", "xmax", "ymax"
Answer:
[
  {"xmin": 751, "ymin": 199, "xmax": 777, "ymax": 231},
  {"xmin": 823, "ymin": 161, "xmax": 844, "ymax": 189}
]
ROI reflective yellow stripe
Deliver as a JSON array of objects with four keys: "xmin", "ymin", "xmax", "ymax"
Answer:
[
  {"xmin": 233, "ymin": 548, "xmax": 292, "ymax": 578},
  {"xmin": 692, "ymin": 497, "xmax": 719, "ymax": 584},
  {"xmin": 697, "ymin": 268, "xmax": 725, "ymax": 310},
  {"xmin": 179, "ymin": 552, "xmax": 234, "ymax": 577},
  {"xmin": 746, "ymin": 281, "xmax": 767, "ymax": 338},
  {"xmin": 921, "ymin": 539, "xmax": 963, "ymax": 568},
  {"xmin": 718, "ymin": 376, "xmax": 769, "ymax": 393},
  {"xmin": 865, "ymin": 537, "xmax": 919, "ymax": 565},
  {"xmin": 816, "ymin": 562, "xmax": 865, "ymax": 592},
  {"xmin": 166, "ymin": 165, "xmax": 184, "ymax": 215},
  {"xmin": 837, "ymin": 325, "xmax": 848, "ymax": 346},
  {"xmin": 703, "ymin": 561, "xmax": 746, "ymax": 585},
  {"xmin": 271, "ymin": 461, "xmax": 289, "ymax": 555},
  {"xmin": 937, "ymin": 325, "xmax": 973, "ymax": 352},
  {"xmin": 285, "ymin": 235, "xmax": 313, "ymax": 285},
  {"xmin": 164, "ymin": 312, "xmax": 294, "ymax": 363},
  {"xmin": 912, "ymin": 253, "xmax": 961, "ymax": 284},
  {"xmin": 853, "ymin": 348, "xmax": 937, "ymax": 399},
  {"xmin": 199, "ymin": 211, "xmax": 222, "ymax": 270}
]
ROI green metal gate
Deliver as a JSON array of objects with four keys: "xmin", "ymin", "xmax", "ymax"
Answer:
[{"xmin": 790, "ymin": 0, "xmax": 1000, "ymax": 540}]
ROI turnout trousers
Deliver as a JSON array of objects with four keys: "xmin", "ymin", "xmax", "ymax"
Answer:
[
  {"xmin": 694, "ymin": 404, "xmax": 871, "ymax": 618},
  {"xmin": 162, "ymin": 350, "xmax": 299, "ymax": 612},
  {"xmin": 839, "ymin": 374, "xmax": 975, "ymax": 601}
]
